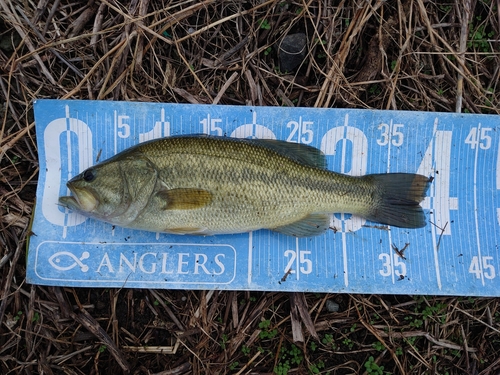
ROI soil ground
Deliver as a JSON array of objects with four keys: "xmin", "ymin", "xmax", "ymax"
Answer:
[{"xmin": 1, "ymin": 0, "xmax": 499, "ymax": 374}]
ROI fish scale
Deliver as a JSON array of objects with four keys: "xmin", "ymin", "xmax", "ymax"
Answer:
[{"xmin": 59, "ymin": 135, "xmax": 429, "ymax": 236}]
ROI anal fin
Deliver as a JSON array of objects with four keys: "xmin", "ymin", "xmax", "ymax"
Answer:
[
  {"xmin": 271, "ymin": 213, "xmax": 330, "ymax": 237},
  {"xmin": 167, "ymin": 227, "xmax": 212, "ymax": 235}
]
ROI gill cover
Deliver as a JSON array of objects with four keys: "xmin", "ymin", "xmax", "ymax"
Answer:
[
  {"xmin": 59, "ymin": 153, "xmax": 158, "ymax": 225},
  {"xmin": 112, "ymin": 154, "xmax": 159, "ymax": 222}
]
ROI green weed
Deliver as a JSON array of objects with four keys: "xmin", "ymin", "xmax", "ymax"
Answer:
[
  {"xmin": 258, "ymin": 19, "xmax": 271, "ymax": 30},
  {"xmin": 229, "ymin": 361, "xmax": 239, "ymax": 370},
  {"xmin": 273, "ymin": 344, "xmax": 303, "ymax": 375},
  {"xmin": 259, "ymin": 319, "xmax": 278, "ymax": 339},
  {"xmin": 468, "ymin": 17, "xmax": 494, "ymax": 52},
  {"xmin": 309, "ymin": 359, "xmax": 325, "ymax": 374},
  {"xmin": 364, "ymin": 356, "xmax": 384, "ymax": 375},
  {"xmin": 372, "ymin": 341, "xmax": 385, "ymax": 351}
]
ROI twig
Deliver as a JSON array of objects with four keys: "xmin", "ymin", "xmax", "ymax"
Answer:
[
  {"xmin": 0, "ymin": 0, "xmax": 56, "ymax": 85},
  {"xmin": 71, "ymin": 308, "xmax": 131, "ymax": 373},
  {"xmin": 456, "ymin": 0, "xmax": 472, "ymax": 112},
  {"xmin": 0, "ymin": 226, "xmax": 27, "ymax": 325},
  {"xmin": 212, "ymin": 71, "xmax": 239, "ymax": 104}
]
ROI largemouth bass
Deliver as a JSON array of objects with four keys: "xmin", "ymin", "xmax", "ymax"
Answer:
[{"xmin": 59, "ymin": 135, "xmax": 430, "ymax": 237}]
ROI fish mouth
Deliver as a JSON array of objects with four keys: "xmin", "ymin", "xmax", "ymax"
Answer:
[{"xmin": 59, "ymin": 184, "xmax": 98, "ymax": 213}]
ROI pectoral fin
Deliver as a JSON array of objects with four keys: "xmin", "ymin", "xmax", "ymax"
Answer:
[
  {"xmin": 271, "ymin": 213, "xmax": 330, "ymax": 237},
  {"xmin": 157, "ymin": 188, "xmax": 213, "ymax": 210}
]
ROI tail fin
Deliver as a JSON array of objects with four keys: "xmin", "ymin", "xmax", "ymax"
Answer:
[{"xmin": 366, "ymin": 173, "xmax": 431, "ymax": 228}]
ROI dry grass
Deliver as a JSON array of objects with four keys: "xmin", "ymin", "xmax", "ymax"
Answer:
[{"xmin": 1, "ymin": 0, "xmax": 499, "ymax": 373}]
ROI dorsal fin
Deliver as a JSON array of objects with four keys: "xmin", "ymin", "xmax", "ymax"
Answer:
[
  {"xmin": 153, "ymin": 135, "xmax": 328, "ymax": 169},
  {"xmin": 245, "ymin": 138, "xmax": 327, "ymax": 169}
]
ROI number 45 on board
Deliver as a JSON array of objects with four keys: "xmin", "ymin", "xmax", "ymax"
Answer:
[{"xmin": 469, "ymin": 256, "xmax": 496, "ymax": 280}]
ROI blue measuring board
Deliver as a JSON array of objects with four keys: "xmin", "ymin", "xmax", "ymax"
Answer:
[{"xmin": 27, "ymin": 99, "xmax": 500, "ymax": 296}]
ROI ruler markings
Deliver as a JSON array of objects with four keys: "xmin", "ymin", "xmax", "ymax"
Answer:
[
  {"xmin": 295, "ymin": 237, "xmax": 300, "ymax": 281},
  {"xmin": 114, "ymin": 110, "xmax": 117, "ymax": 155},
  {"xmin": 62, "ymin": 105, "xmax": 72, "ymax": 239},
  {"xmin": 430, "ymin": 119, "xmax": 443, "ymax": 290},
  {"xmin": 341, "ymin": 115, "xmax": 349, "ymax": 287},
  {"xmin": 247, "ymin": 231, "xmax": 253, "ymax": 285},
  {"xmin": 386, "ymin": 120, "xmax": 395, "ymax": 285},
  {"xmin": 473, "ymin": 124, "xmax": 485, "ymax": 286},
  {"xmin": 28, "ymin": 100, "xmax": 500, "ymax": 295},
  {"xmin": 497, "ymin": 141, "xmax": 500, "ymax": 226}
]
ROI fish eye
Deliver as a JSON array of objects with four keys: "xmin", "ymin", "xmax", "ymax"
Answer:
[{"xmin": 83, "ymin": 168, "xmax": 96, "ymax": 182}]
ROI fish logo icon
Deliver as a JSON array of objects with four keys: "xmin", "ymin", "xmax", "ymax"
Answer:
[{"xmin": 48, "ymin": 251, "xmax": 90, "ymax": 272}]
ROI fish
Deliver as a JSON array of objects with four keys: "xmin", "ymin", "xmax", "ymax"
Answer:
[{"xmin": 58, "ymin": 135, "xmax": 431, "ymax": 237}]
